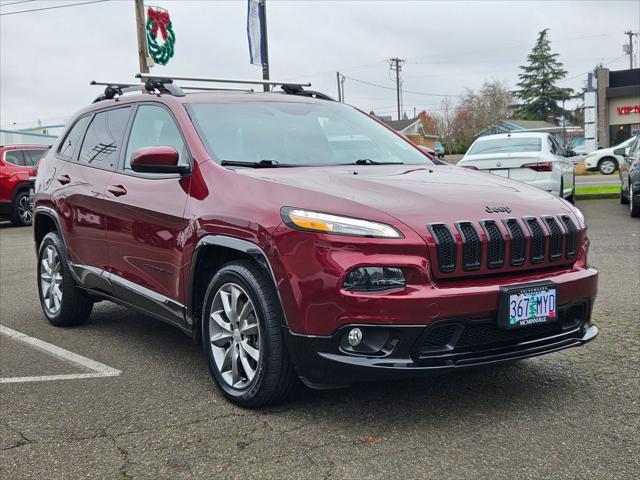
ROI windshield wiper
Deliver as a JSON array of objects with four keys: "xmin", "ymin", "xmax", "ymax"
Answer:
[
  {"xmin": 220, "ymin": 159, "xmax": 290, "ymax": 168},
  {"xmin": 348, "ymin": 158, "xmax": 404, "ymax": 165}
]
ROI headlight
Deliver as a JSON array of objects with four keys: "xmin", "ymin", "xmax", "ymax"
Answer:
[
  {"xmin": 281, "ymin": 207, "xmax": 403, "ymax": 238},
  {"xmin": 573, "ymin": 205, "xmax": 585, "ymax": 226}
]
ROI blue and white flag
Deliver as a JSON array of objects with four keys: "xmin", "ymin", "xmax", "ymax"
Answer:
[{"xmin": 247, "ymin": 0, "xmax": 265, "ymax": 66}]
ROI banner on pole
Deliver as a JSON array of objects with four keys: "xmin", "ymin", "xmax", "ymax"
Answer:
[{"xmin": 247, "ymin": 0, "xmax": 265, "ymax": 66}]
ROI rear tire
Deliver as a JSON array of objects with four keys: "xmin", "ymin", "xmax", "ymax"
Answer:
[
  {"xmin": 598, "ymin": 158, "xmax": 617, "ymax": 175},
  {"xmin": 10, "ymin": 190, "xmax": 32, "ymax": 227},
  {"xmin": 202, "ymin": 260, "xmax": 298, "ymax": 408},
  {"xmin": 620, "ymin": 188, "xmax": 629, "ymax": 204},
  {"xmin": 37, "ymin": 232, "xmax": 93, "ymax": 326}
]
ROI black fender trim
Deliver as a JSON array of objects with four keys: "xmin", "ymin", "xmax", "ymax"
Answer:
[
  {"xmin": 186, "ymin": 235, "xmax": 289, "ymax": 336},
  {"xmin": 33, "ymin": 206, "xmax": 65, "ymax": 252}
]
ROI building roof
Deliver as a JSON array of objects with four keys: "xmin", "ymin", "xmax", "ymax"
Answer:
[
  {"xmin": 502, "ymin": 119, "xmax": 556, "ymax": 130},
  {"xmin": 382, "ymin": 118, "xmax": 422, "ymax": 132}
]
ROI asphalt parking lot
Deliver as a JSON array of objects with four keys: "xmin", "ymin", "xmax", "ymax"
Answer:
[{"xmin": 1, "ymin": 200, "xmax": 638, "ymax": 480}]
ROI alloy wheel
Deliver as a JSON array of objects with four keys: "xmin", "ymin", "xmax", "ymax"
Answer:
[
  {"xmin": 209, "ymin": 282, "xmax": 261, "ymax": 389},
  {"xmin": 600, "ymin": 159, "xmax": 616, "ymax": 175},
  {"xmin": 40, "ymin": 245, "xmax": 63, "ymax": 314},
  {"xmin": 18, "ymin": 194, "xmax": 32, "ymax": 224}
]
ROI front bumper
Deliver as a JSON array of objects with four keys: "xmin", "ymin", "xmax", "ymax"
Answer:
[{"xmin": 286, "ymin": 300, "xmax": 597, "ymax": 388}]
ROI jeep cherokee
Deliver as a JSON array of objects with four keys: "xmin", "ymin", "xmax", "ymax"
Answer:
[{"xmin": 33, "ymin": 77, "xmax": 598, "ymax": 407}]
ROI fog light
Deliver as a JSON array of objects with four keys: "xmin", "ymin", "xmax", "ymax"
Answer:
[
  {"xmin": 343, "ymin": 267, "xmax": 405, "ymax": 292},
  {"xmin": 347, "ymin": 328, "xmax": 363, "ymax": 346}
]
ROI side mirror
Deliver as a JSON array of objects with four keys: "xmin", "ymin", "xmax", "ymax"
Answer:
[
  {"xmin": 564, "ymin": 149, "xmax": 576, "ymax": 157},
  {"xmin": 613, "ymin": 147, "xmax": 628, "ymax": 157},
  {"xmin": 130, "ymin": 146, "xmax": 189, "ymax": 174}
]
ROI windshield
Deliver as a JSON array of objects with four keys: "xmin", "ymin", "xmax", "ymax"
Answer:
[
  {"xmin": 187, "ymin": 101, "xmax": 434, "ymax": 167},
  {"xmin": 468, "ymin": 137, "xmax": 542, "ymax": 155}
]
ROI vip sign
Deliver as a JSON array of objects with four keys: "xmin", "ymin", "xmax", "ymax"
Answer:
[{"xmin": 617, "ymin": 105, "xmax": 640, "ymax": 115}]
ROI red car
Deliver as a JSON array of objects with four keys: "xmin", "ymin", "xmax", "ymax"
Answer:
[
  {"xmin": 33, "ymin": 78, "xmax": 598, "ymax": 407},
  {"xmin": 0, "ymin": 145, "xmax": 47, "ymax": 226}
]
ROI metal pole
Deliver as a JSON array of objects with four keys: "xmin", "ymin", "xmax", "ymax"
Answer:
[
  {"xmin": 336, "ymin": 72, "xmax": 342, "ymax": 102},
  {"xmin": 134, "ymin": 0, "xmax": 149, "ymax": 79},
  {"xmin": 259, "ymin": 0, "xmax": 270, "ymax": 92},
  {"xmin": 341, "ymin": 75, "xmax": 345, "ymax": 102}
]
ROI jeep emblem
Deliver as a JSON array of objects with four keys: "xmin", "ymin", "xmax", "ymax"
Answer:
[{"xmin": 485, "ymin": 205, "xmax": 511, "ymax": 213}]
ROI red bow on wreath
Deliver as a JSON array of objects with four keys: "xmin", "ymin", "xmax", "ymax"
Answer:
[{"xmin": 147, "ymin": 7, "xmax": 170, "ymax": 40}]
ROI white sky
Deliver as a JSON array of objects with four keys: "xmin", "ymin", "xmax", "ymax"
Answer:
[{"xmin": 1, "ymin": 0, "xmax": 638, "ymax": 128}]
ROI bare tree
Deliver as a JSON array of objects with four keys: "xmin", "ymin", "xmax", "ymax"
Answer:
[
  {"xmin": 460, "ymin": 80, "xmax": 514, "ymax": 141},
  {"xmin": 432, "ymin": 97, "xmax": 458, "ymax": 154}
]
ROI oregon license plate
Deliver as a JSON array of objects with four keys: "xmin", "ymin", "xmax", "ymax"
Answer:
[{"xmin": 498, "ymin": 282, "xmax": 557, "ymax": 329}]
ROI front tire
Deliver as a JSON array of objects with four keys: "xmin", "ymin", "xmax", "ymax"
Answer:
[
  {"xmin": 598, "ymin": 158, "xmax": 617, "ymax": 175},
  {"xmin": 37, "ymin": 232, "xmax": 93, "ymax": 326},
  {"xmin": 10, "ymin": 190, "xmax": 32, "ymax": 227},
  {"xmin": 202, "ymin": 261, "xmax": 297, "ymax": 408}
]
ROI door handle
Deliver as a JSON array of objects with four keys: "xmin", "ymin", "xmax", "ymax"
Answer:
[
  {"xmin": 56, "ymin": 174, "xmax": 71, "ymax": 185},
  {"xmin": 107, "ymin": 184, "xmax": 127, "ymax": 197}
]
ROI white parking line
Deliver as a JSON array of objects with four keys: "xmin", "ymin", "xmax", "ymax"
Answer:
[{"xmin": 0, "ymin": 325, "xmax": 121, "ymax": 383}]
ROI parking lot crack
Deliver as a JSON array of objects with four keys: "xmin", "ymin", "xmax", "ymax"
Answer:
[{"xmin": 1, "ymin": 426, "xmax": 34, "ymax": 451}]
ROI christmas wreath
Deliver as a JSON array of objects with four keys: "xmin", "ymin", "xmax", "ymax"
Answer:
[{"xmin": 146, "ymin": 6, "xmax": 175, "ymax": 65}]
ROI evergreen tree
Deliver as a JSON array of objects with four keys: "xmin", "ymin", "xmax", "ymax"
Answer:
[{"xmin": 514, "ymin": 29, "xmax": 573, "ymax": 120}]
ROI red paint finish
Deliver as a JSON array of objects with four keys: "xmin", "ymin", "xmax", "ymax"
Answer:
[
  {"xmin": 34, "ymin": 92, "xmax": 597, "ymax": 341},
  {"xmin": 0, "ymin": 145, "xmax": 45, "ymax": 207}
]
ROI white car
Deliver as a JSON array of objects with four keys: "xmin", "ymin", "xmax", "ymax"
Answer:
[
  {"xmin": 583, "ymin": 137, "xmax": 634, "ymax": 175},
  {"xmin": 458, "ymin": 132, "xmax": 575, "ymax": 202}
]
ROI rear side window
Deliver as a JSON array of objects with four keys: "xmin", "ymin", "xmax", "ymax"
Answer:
[
  {"xmin": 78, "ymin": 107, "xmax": 131, "ymax": 169},
  {"xmin": 23, "ymin": 149, "xmax": 46, "ymax": 165},
  {"xmin": 124, "ymin": 105, "xmax": 186, "ymax": 171},
  {"xmin": 58, "ymin": 116, "xmax": 90, "ymax": 160},
  {"xmin": 3, "ymin": 150, "xmax": 25, "ymax": 166}
]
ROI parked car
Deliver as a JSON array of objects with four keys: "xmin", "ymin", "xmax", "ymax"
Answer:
[
  {"xmin": 0, "ymin": 145, "xmax": 47, "ymax": 226},
  {"xmin": 458, "ymin": 132, "xmax": 576, "ymax": 202},
  {"xmin": 583, "ymin": 137, "xmax": 634, "ymax": 175},
  {"xmin": 416, "ymin": 145, "xmax": 447, "ymax": 165},
  {"xmin": 33, "ymin": 78, "xmax": 598, "ymax": 407},
  {"xmin": 434, "ymin": 141, "xmax": 445, "ymax": 158},
  {"xmin": 616, "ymin": 134, "xmax": 640, "ymax": 217}
]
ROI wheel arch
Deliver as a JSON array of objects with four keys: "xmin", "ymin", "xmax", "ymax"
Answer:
[
  {"xmin": 187, "ymin": 235, "xmax": 288, "ymax": 342},
  {"xmin": 598, "ymin": 156, "xmax": 618, "ymax": 169},
  {"xmin": 33, "ymin": 206, "xmax": 62, "ymax": 252}
]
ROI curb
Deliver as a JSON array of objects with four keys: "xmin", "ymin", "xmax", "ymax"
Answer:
[{"xmin": 576, "ymin": 193, "xmax": 620, "ymax": 200}]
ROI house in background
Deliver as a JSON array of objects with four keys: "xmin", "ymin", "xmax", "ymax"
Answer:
[
  {"xmin": 477, "ymin": 119, "xmax": 585, "ymax": 149},
  {"xmin": 379, "ymin": 116, "xmax": 439, "ymax": 150}
]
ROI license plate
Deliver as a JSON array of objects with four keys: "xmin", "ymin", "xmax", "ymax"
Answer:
[
  {"xmin": 498, "ymin": 282, "xmax": 557, "ymax": 329},
  {"xmin": 490, "ymin": 169, "xmax": 509, "ymax": 177}
]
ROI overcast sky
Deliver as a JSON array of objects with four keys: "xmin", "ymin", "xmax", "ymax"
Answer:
[{"xmin": 1, "ymin": 0, "xmax": 638, "ymax": 128}]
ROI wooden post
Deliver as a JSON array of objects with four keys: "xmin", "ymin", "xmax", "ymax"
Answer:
[{"xmin": 135, "ymin": 0, "xmax": 149, "ymax": 78}]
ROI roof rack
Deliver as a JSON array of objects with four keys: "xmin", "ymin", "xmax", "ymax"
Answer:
[
  {"xmin": 90, "ymin": 80, "xmax": 254, "ymax": 103},
  {"xmin": 136, "ymin": 73, "xmax": 334, "ymax": 100}
]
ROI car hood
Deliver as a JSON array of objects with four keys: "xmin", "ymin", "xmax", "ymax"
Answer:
[{"xmin": 236, "ymin": 164, "xmax": 577, "ymax": 233}]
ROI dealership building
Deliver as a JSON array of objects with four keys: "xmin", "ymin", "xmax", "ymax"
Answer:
[{"xmin": 595, "ymin": 67, "xmax": 640, "ymax": 147}]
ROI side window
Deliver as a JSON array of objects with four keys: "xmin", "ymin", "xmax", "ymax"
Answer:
[
  {"xmin": 58, "ymin": 116, "xmax": 90, "ymax": 160},
  {"xmin": 4, "ymin": 151, "xmax": 25, "ymax": 166},
  {"xmin": 78, "ymin": 107, "xmax": 131, "ymax": 169},
  {"xmin": 124, "ymin": 105, "xmax": 186, "ymax": 171},
  {"xmin": 547, "ymin": 136, "xmax": 557, "ymax": 155},
  {"xmin": 24, "ymin": 149, "xmax": 46, "ymax": 165}
]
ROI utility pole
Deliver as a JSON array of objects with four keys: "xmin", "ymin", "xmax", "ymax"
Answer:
[
  {"xmin": 389, "ymin": 58, "xmax": 404, "ymax": 120},
  {"xmin": 134, "ymin": 0, "xmax": 149, "ymax": 78},
  {"xmin": 259, "ymin": 0, "xmax": 270, "ymax": 92},
  {"xmin": 341, "ymin": 75, "xmax": 345, "ymax": 102},
  {"xmin": 336, "ymin": 72, "xmax": 342, "ymax": 102},
  {"xmin": 624, "ymin": 31, "xmax": 637, "ymax": 69}
]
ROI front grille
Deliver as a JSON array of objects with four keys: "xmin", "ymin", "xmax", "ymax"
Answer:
[
  {"xmin": 429, "ymin": 224, "xmax": 456, "ymax": 273},
  {"xmin": 525, "ymin": 217, "xmax": 546, "ymax": 264},
  {"xmin": 543, "ymin": 216, "xmax": 563, "ymax": 261},
  {"xmin": 456, "ymin": 222, "xmax": 481, "ymax": 271},
  {"xmin": 481, "ymin": 220, "xmax": 505, "ymax": 269},
  {"xmin": 504, "ymin": 218, "xmax": 526, "ymax": 266},
  {"xmin": 560, "ymin": 215, "xmax": 578, "ymax": 259},
  {"xmin": 428, "ymin": 215, "xmax": 581, "ymax": 276}
]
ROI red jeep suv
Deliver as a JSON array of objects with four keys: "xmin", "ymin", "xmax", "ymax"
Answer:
[
  {"xmin": 1, "ymin": 145, "xmax": 47, "ymax": 226},
  {"xmin": 33, "ymin": 77, "xmax": 598, "ymax": 407}
]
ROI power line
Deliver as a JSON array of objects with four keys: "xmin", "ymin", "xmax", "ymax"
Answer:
[
  {"xmin": 0, "ymin": 0, "xmax": 111, "ymax": 16},
  {"xmin": 343, "ymin": 75, "xmax": 459, "ymax": 98},
  {"xmin": 0, "ymin": 0, "xmax": 36, "ymax": 7}
]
